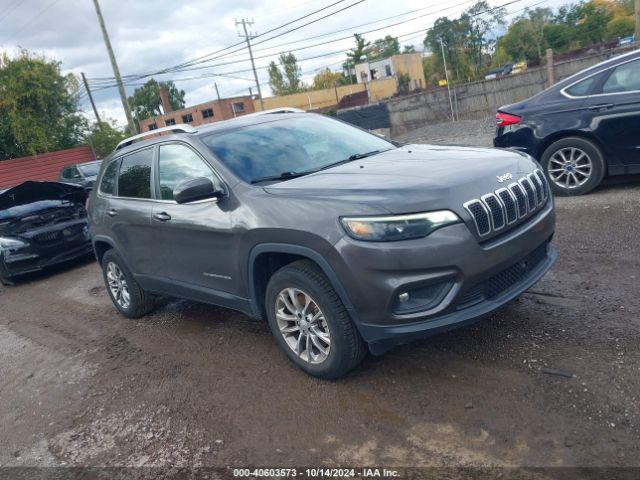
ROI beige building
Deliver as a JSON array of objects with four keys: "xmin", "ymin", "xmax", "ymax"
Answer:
[
  {"xmin": 139, "ymin": 95, "xmax": 255, "ymax": 132},
  {"xmin": 252, "ymin": 77, "xmax": 398, "ymax": 112},
  {"xmin": 355, "ymin": 53, "xmax": 426, "ymax": 91}
]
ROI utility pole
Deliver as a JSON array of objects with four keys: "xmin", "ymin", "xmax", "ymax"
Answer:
[
  {"xmin": 439, "ymin": 38, "xmax": 455, "ymax": 123},
  {"xmin": 236, "ymin": 18, "xmax": 264, "ymax": 111},
  {"xmin": 91, "ymin": 0, "xmax": 136, "ymax": 133},
  {"xmin": 214, "ymin": 82, "xmax": 221, "ymax": 102},
  {"xmin": 81, "ymin": 72, "xmax": 102, "ymax": 125}
]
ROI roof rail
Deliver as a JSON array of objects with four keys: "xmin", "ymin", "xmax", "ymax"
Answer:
[
  {"xmin": 115, "ymin": 124, "xmax": 197, "ymax": 151},
  {"xmin": 243, "ymin": 107, "xmax": 305, "ymax": 118}
]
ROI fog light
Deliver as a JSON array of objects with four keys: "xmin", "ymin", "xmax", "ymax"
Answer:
[{"xmin": 392, "ymin": 280, "xmax": 454, "ymax": 315}]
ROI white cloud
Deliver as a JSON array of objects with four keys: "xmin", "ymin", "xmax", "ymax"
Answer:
[{"xmin": 0, "ymin": 0, "xmax": 564, "ymax": 126}]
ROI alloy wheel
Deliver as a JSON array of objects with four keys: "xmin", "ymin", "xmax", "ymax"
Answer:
[
  {"xmin": 547, "ymin": 147, "xmax": 593, "ymax": 189},
  {"xmin": 275, "ymin": 288, "xmax": 331, "ymax": 364},
  {"xmin": 106, "ymin": 261, "xmax": 131, "ymax": 309}
]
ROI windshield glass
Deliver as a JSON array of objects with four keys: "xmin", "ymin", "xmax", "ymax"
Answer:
[
  {"xmin": 201, "ymin": 115, "xmax": 394, "ymax": 183},
  {"xmin": 77, "ymin": 162, "xmax": 101, "ymax": 177}
]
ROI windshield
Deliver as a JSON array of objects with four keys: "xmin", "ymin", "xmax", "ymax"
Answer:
[
  {"xmin": 77, "ymin": 162, "xmax": 101, "ymax": 177},
  {"xmin": 201, "ymin": 115, "xmax": 394, "ymax": 183}
]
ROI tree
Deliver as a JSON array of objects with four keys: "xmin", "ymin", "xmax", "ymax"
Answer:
[
  {"xmin": 606, "ymin": 16, "xmax": 635, "ymax": 37},
  {"xmin": 0, "ymin": 50, "xmax": 87, "ymax": 160},
  {"xmin": 128, "ymin": 79, "xmax": 185, "ymax": 121},
  {"xmin": 464, "ymin": 1, "xmax": 507, "ymax": 73},
  {"xmin": 268, "ymin": 53, "xmax": 305, "ymax": 95},
  {"xmin": 368, "ymin": 35, "xmax": 400, "ymax": 61},
  {"xmin": 312, "ymin": 68, "xmax": 346, "ymax": 90},
  {"xmin": 343, "ymin": 34, "xmax": 370, "ymax": 82},
  {"xmin": 402, "ymin": 45, "xmax": 417, "ymax": 53},
  {"xmin": 425, "ymin": 17, "xmax": 474, "ymax": 82},
  {"xmin": 497, "ymin": 8, "xmax": 552, "ymax": 62},
  {"xmin": 397, "ymin": 73, "xmax": 411, "ymax": 94},
  {"xmin": 87, "ymin": 120, "xmax": 126, "ymax": 159}
]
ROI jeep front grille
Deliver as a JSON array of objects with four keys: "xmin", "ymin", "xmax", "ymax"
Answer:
[{"xmin": 464, "ymin": 169, "xmax": 549, "ymax": 238}]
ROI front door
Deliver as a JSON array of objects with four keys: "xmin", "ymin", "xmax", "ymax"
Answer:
[
  {"xmin": 585, "ymin": 57, "xmax": 640, "ymax": 172},
  {"xmin": 151, "ymin": 142, "xmax": 236, "ymax": 295}
]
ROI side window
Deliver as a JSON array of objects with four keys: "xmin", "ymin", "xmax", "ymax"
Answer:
[
  {"xmin": 60, "ymin": 168, "xmax": 71, "ymax": 179},
  {"xmin": 118, "ymin": 148, "xmax": 153, "ymax": 199},
  {"xmin": 565, "ymin": 76, "xmax": 598, "ymax": 97},
  {"xmin": 602, "ymin": 60, "xmax": 640, "ymax": 94},
  {"xmin": 99, "ymin": 159, "xmax": 119, "ymax": 195},
  {"xmin": 158, "ymin": 144, "xmax": 214, "ymax": 200}
]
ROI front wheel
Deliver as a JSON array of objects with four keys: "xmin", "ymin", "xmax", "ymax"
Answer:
[
  {"xmin": 265, "ymin": 260, "xmax": 366, "ymax": 379},
  {"xmin": 101, "ymin": 250, "xmax": 155, "ymax": 318},
  {"xmin": 541, "ymin": 137, "xmax": 605, "ymax": 196}
]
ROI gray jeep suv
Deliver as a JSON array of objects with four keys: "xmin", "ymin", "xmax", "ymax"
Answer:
[{"xmin": 88, "ymin": 112, "xmax": 556, "ymax": 378}]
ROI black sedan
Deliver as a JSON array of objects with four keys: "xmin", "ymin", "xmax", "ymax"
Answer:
[
  {"xmin": 494, "ymin": 49, "xmax": 640, "ymax": 195},
  {"xmin": 0, "ymin": 181, "xmax": 92, "ymax": 284}
]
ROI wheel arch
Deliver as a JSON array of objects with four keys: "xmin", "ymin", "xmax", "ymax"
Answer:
[
  {"xmin": 248, "ymin": 243, "xmax": 357, "ymax": 324},
  {"xmin": 536, "ymin": 130, "xmax": 609, "ymax": 168},
  {"xmin": 91, "ymin": 235, "xmax": 134, "ymax": 272}
]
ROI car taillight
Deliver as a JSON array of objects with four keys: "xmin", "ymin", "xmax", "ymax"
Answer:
[{"xmin": 496, "ymin": 112, "xmax": 521, "ymax": 127}]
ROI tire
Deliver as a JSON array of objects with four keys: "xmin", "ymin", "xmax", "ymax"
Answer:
[
  {"xmin": 265, "ymin": 260, "xmax": 366, "ymax": 379},
  {"xmin": 101, "ymin": 250, "xmax": 155, "ymax": 319},
  {"xmin": 541, "ymin": 137, "xmax": 605, "ymax": 196}
]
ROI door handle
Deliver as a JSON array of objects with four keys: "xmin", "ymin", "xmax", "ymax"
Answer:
[
  {"xmin": 153, "ymin": 212, "xmax": 171, "ymax": 222},
  {"xmin": 588, "ymin": 103, "xmax": 614, "ymax": 111},
  {"xmin": 107, "ymin": 209, "xmax": 118, "ymax": 217}
]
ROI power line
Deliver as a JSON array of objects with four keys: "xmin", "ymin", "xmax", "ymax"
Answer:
[
  {"xmin": 185, "ymin": 0, "xmax": 478, "ymax": 64},
  {"xmin": 11, "ymin": 0, "xmax": 61, "ymax": 35},
  {"xmin": 90, "ymin": 0, "xmax": 547, "ymax": 94},
  {"xmin": 106, "ymin": 0, "xmax": 358, "ymax": 85},
  {"xmin": 0, "ymin": 0, "xmax": 25, "ymax": 25},
  {"xmin": 88, "ymin": 0, "xmax": 515, "ymax": 88},
  {"xmin": 93, "ymin": 0, "xmax": 531, "ymax": 89}
]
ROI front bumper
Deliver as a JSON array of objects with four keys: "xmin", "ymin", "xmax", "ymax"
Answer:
[
  {"xmin": 327, "ymin": 199, "xmax": 556, "ymax": 352},
  {"xmin": 0, "ymin": 221, "xmax": 92, "ymax": 280}
]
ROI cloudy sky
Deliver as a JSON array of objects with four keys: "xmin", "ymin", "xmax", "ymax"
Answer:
[{"xmin": 0, "ymin": 0, "xmax": 565, "ymax": 126}]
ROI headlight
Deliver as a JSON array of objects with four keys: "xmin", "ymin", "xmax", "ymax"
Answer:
[
  {"xmin": 0, "ymin": 237, "xmax": 27, "ymax": 249},
  {"xmin": 341, "ymin": 211, "xmax": 461, "ymax": 242}
]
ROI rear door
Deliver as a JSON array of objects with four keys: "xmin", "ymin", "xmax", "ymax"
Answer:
[
  {"xmin": 107, "ymin": 147, "xmax": 157, "ymax": 276},
  {"xmin": 584, "ymin": 57, "xmax": 640, "ymax": 172}
]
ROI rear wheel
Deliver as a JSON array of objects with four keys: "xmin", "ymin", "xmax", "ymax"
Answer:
[
  {"xmin": 265, "ymin": 260, "xmax": 366, "ymax": 379},
  {"xmin": 541, "ymin": 137, "xmax": 605, "ymax": 196},
  {"xmin": 101, "ymin": 250, "xmax": 155, "ymax": 318}
]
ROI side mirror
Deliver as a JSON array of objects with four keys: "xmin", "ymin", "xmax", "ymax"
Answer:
[{"xmin": 174, "ymin": 177, "xmax": 224, "ymax": 204}]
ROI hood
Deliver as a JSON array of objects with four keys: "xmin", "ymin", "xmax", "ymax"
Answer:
[
  {"xmin": 264, "ymin": 145, "xmax": 538, "ymax": 214},
  {"xmin": 0, "ymin": 182, "xmax": 87, "ymax": 237},
  {"xmin": 0, "ymin": 181, "xmax": 86, "ymax": 211}
]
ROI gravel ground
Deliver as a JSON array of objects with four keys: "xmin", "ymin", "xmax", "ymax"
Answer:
[
  {"xmin": 1, "ymin": 123, "xmax": 640, "ymax": 477},
  {"xmin": 396, "ymin": 118, "xmax": 496, "ymax": 148}
]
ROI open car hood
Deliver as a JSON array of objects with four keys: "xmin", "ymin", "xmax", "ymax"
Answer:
[{"xmin": 0, "ymin": 181, "xmax": 87, "ymax": 210}]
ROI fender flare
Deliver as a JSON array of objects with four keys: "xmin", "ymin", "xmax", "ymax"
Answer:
[
  {"xmin": 91, "ymin": 235, "xmax": 135, "ymax": 273},
  {"xmin": 247, "ymin": 243, "xmax": 359, "ymax": 323}
]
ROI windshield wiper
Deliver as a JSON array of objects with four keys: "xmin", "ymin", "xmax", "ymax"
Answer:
[
  {"xmin": 250, "ymin": 171, "xmax": 313, "ymax": 184},
  {"xmin": 346, "ymin": 149, "xmax": 388, "ymax": 161},
  {"xmin": 314, "ymin": 148, "xmax": 392, "ymax": 173},
  {"xmin": 250, "ymin": 149, "xmax": 393, "ymax": 184}
]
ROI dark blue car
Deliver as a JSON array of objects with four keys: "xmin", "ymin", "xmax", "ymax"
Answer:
[{"xmin": 494, "ymin": 49, "xmax": 640, "ymax": 195}]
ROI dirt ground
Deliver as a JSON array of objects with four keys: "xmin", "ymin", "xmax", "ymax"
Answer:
[{"xmin": 1, "ymin": 122, "xmax": 639, "ymax": 477}]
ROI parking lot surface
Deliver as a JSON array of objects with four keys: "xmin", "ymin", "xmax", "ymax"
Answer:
[{"xmin": 1, "ymin": 122, "xmax": 639, "ymax": 472}]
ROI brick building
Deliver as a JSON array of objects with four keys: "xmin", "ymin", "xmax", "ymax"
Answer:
[{"xmin": 138, "ymin": 95, "xmax": 256, "ymax": 132}]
